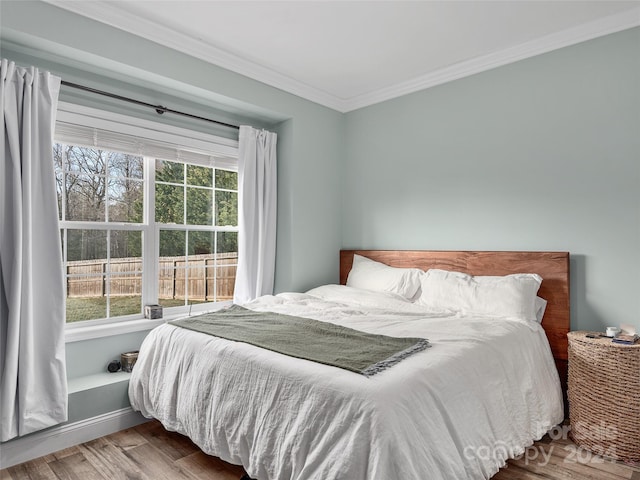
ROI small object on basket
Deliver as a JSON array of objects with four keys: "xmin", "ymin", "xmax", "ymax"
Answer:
[
  {"xmin": 612, "ymin": 333, "xmax": 639, "ymax": 345},
  {"xmin": 144, "ymin": 304, "xmax": 163, "ymax": 319},
  {"xmin": 121, "ymin": 351, "xmax": 139, "ymax": 372},
  {"xmin": 606, "ymin": 326, "xmax": 621, "ymax": 337}
]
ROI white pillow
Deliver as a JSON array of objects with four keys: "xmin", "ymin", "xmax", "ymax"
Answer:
[
  {"xmin": 534, "ymin": 296, "xmax": 548, "ymax": 323},
  {"xmin": 416, "ymin": 269, "xmax": 542, "ymax": 322},
  {"xmin": 346, "ymin": 254, "xmax": 423, "ymax": 300}
]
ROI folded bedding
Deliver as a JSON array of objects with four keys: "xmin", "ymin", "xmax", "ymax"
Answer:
[
  {"xmin": 169, "ymin": 304, "xmax": 430, "ymax": 376},
  {"xmin": 129, "ymin": 284, "xmax": 564, "ymax": 480}
]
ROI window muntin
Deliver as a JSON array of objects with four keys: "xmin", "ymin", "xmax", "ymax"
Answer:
[{"xmin": 55, "ymin": 139, "xmax": 238, "ymax": 324}]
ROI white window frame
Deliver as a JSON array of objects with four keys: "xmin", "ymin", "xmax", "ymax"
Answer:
[{"xmin": 57, "ymin": 103, "xmax": 239, "ymax": 342}]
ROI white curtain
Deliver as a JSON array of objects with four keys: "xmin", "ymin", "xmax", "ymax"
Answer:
[
  {"xmin": 233, "ymin": 126, "xmax": 277, "ymax": 304},
  {"xmin": 0, "ymin": 59, "xmax": 67, "ymax": 441}
]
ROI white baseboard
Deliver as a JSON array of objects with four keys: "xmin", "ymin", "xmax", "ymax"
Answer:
[{"xmin": 0, "ymin": 407, "xmax": 150, "ymax": 469}]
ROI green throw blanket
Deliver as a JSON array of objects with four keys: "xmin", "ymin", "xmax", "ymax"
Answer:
[{"xmin": 169, "ymin": 305, "xmax": 430, "ymax": 377}]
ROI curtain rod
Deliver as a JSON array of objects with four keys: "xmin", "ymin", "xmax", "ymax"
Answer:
[{"xmin": 60, "ymin": 80, "xmax": 240, "ymax": 130}]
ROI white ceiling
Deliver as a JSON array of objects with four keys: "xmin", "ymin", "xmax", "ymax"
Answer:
[{"xmin": 45, "ymin": 1, "xmax": 640, "ymax": 112}]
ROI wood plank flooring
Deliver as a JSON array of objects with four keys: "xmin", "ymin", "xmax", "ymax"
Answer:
[{"xmin": 2, "ymin": 420, "xmax": 639, "ymax": 479}]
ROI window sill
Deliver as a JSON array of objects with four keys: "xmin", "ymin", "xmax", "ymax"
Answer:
[
  {"xmin": 64, "ymin": 301, "xmax": 232, "ymax": 343},
  {"xmin": 65, "ymin": 318, "xmax": 166, "ymax": 343}
]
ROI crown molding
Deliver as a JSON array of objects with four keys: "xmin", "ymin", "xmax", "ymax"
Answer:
[
  {"xmin": 42, "ymin": 0, "xmax": 344, "ymax": 111},
  {"xmin": 42, "ymin": 1, "xmax": 640, "ymax": 113},
  {"xmin": 343, "ymin": 6, "xmax": 640, "ymax": 112}
]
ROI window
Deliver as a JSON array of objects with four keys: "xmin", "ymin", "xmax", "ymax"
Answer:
[{"xmin": 54, "ymin": 104, "xmax": 239, "ymax": 325}]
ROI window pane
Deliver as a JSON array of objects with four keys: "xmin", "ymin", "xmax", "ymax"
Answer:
[
  {"xmin": 66, "ymin": 229, "xmax": 106, "ymax": 322},
  {"xmin": 108, "ymin": 271, "xmax": 142, "ymax": 315},
  {"xmin": 217, "ymin": 231, "xmax": 238, "ymax": 254},
  {"xmin": 159, "ymin": 229, "xmax": 186, "ymax": 307},
  {"xmin": 155, "ymin": 183, "xmax": 184, "ymax": 223},
  {"xmin": 66, "ymin": 273, "xmax": 104, "ymax": 297},
  {"xmin": 215, "ymin": 169, "xmax": 237, "ymax": 190},
  {"xmin": 108, "ymin": 178, "xmax": 143, "ymax": 222},
  {"xmin": 67, "ymin": 145, "xmax": 108, "ymax": 174},
  {"xmin": 67, "ymin": 229, "xmax": 107, "ymax": 262},
  {"xmin": 158, "ymin": 257, "xmax": 211, "ymax": 307},
  {"xmin": 66, "ymin": 289, "xmax": 107, "ymax": 323},
  {"xmin": 215, "ymin": 191, "xmax": 237, "ymax": 226},
  {"xmin": 161, "ymin": 265, "xmax": 188, "ymax": 305},
  {"xmin": 159, "ymin": 230, "xmax": 185, "ymax": 257},
  {"xmin": 186, "ymin": 187, "xmax": 213, "ymax": 225},
  {"xmin": 204, "ymin": 266, "xmax": 216, "ymax": 302},
  {"xmin": 186, "ymin": 266, "xmax": 206, "ymax": 302},
  {"xmin": 108, "ymin": 152, "xmax": 143, "ymax": 180},
  {"xmin": 108, "ymin": 230, "xmax": 142, "ymax": 307},
  {"xmin": 109, "ymin": 295, "xmax": 142, "ymax": 317},
  {"xmin": 189, "ymin": 231, "xmax": 214, "ymax": 256},
  {"xmin": 110, "ymin": 231, "xmax": 142, "ymax": 271},
  {"xmin": 156, "ymin": 159, "xmax": 184, "ymax": 183},
  {"xmin": 109, "ymin": 282, "xmax": 142, "ymax": 305},
  {"xmin": 158, "ymin": 263, "xmax": 184, "ymax": 307},
  {"xmin": 65, "ymin": 173, "xmax": 106, "ymax": 222},
  {"xmin": 64, "ymin": 146, "xmax": 109, "ymax": 223},
  {"xmin": 158, "ymin": 297, "xmax": 186, "ymax": 308},
  {"xmin": 215, "ymin": 266, "xmax": 236, "ymax": 301},
  {"xmin": 187, "ymin": 164, "xmax": 213, "ymax": 187}
]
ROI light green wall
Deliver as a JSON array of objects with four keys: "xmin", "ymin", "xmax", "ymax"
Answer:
[{"xmin": 344, "ymin": 27, "xmax": 640, "ymax": 332}]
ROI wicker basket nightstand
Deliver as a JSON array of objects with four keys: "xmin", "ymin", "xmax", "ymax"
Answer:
[{"xmin": 567, "ymin": 331, "xmax": 640, "ymax": 461}]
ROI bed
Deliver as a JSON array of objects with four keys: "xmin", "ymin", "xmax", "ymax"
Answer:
[{"xmin": 129, "ymin": 250, "xmax": 570, "ymax": 480}]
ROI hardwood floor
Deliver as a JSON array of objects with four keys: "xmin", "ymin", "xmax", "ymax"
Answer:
[
  {"xmin": 492, "ymin": 435, "xmax": 640, "ymax": 480},
  {"xmin": 1, "ymin": 421, "xmax": 245, "ymax": 480},
  {"xmin": 2, "ymin": 420, "xmax": 639, "ymax": 480}
]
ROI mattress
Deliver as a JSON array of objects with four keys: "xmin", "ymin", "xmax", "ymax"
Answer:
[{"xmin": 129, "ymin": 284, "xmax": 564, "ymax": 480}]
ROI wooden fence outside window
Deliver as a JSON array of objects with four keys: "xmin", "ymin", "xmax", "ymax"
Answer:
[{"xmin": 66, "ymin": 252, "xmax": 237, "ymax": 302}]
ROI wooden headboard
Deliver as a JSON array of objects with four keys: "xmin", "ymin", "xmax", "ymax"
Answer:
[{"xmin": 340, "ymin": 250, "xmax": 570, "ymax": 393}]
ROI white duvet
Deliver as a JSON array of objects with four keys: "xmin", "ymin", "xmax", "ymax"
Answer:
[{"xmin": 129, "ymin": 285, "xmax": 563, "ymax": 480}]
